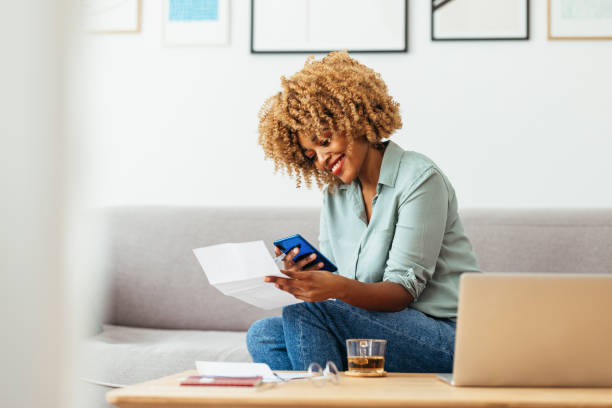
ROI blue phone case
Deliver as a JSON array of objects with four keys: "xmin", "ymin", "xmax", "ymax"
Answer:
[{"xmin": 273, "ymin": 234, "xmax": 338, "ymax": 273}]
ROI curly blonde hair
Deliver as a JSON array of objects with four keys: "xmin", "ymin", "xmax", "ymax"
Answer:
[{"xmin": 257, "ymin": 51, "xmax": 402, "ymax": 189}]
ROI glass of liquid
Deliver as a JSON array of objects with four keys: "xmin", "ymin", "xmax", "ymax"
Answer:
[{"xmin": 346, "ymin": 339, "xmax": 386, "ymax": 376}]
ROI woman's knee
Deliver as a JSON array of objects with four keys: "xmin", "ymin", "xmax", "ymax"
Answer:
[
  {"xmin": 246, "ymin": 317, "xmax": 282, "ymax": 354},
  {"xmin": 246, "ymin": 317, "xmax": 274, "ymax": 351},
  {"xmin": 281, "ymin": 302, "xmax": 306, "ymax": 320}
]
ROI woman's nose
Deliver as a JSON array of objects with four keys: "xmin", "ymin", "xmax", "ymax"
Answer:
[{"xmin": 316, "ymin": 150, "xmax": 330, "ymax": 169}]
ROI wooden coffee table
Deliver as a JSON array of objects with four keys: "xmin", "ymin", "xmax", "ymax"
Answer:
[{"xmin": 107, "ymin": 370, "xmax": 612, "ymax": 408}]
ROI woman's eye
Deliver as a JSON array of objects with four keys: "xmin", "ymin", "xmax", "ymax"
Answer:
[
  {"xmin": 304, "ymin": 152, "xmax": 315, "ymax": 162},
  {"xmin": 321, "ymin": 138, "xmax": 330, "ymax": 146}
]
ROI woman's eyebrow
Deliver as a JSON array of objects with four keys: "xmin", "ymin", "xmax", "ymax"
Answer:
[{"xmin": 311, "ymin": 130, "xmax": 331, "ymax": 142}]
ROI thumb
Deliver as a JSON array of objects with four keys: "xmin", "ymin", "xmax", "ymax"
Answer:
[{"xmin": 281, "ymin": 269, "xmax": 309, "ymax": 280}]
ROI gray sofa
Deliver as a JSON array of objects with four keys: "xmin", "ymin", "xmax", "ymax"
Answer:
[{"xmin": 82, "ymin": 207, "xmax": 612, "ymax": 405}]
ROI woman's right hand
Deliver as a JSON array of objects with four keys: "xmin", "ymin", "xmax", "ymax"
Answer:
[
  {"xmin": 274, "ymin": 246, "xmax": 324, "ymax": 272},
  {"xmin": 268, "ymin": 246, "xmax": 339, "ymax": 301}
]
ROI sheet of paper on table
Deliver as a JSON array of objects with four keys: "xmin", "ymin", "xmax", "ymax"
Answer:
[
  {"xmin": 196, "ymin": 361, "xmax": 278, "ymax": 382},
  {"xmin": 195, "ymin": 361, "xmax": 312, "ymax": 383},
  {"xmin": 193, "ymin": 240, "xmax": 302, "ymax": 309}
]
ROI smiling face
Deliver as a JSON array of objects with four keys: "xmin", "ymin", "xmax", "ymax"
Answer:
[
  {"xmin": 257, "ymin": 51, "xmax": 402, "ymax": 190},
  {"xmin": 297, "ymin": 130, "xmax": 370, "ymax": 185}
]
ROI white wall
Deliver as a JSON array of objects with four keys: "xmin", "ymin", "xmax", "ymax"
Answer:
[{"xmin": 75, "ymin": 0, "xmax": 612, "ymax": 208}]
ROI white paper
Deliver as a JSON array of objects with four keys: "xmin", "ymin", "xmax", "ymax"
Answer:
[
  {"xmin": 196, "ymin": 361, "xmax": 279, "ymax": 382},
  {"xmin": 193, "ymin": 240, "xmax": 302, "ymax": 309}
]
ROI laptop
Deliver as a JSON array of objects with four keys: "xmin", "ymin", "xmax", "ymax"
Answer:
[{"xmin": 438, "ymin": 273, "xmax": 612, "ymax": 387}]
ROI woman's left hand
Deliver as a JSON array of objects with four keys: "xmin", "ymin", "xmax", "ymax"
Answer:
[{"xmin": 265, "ymin": 269, "xmax": 344, "ymax": 302}]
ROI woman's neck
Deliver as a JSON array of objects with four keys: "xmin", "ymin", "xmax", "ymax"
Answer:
[{"xmin": 358, "ymin": 144, "xmax": 386, "ymax": 193}]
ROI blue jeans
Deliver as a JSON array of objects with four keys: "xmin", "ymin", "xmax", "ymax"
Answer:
[{"xmin": 246, "ymin": 300, "xmax": 456, "ymax": 373}]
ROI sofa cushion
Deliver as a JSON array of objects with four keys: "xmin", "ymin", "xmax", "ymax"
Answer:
[{"xmin": 80, "ymin": 325, "xmax": 251, "ymax": 386}]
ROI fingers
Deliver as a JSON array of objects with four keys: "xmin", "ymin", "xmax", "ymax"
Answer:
[
  {"xmin": 304, "ymin": 262, "xmax": 324, "ymax": 271},
  {"xmin": 279, "ymin": 269, "xmax": 311, "ymax": 280},
  {"xmin": 283, "ymin": 250, "xmax": 317, "ymax": 272},
  {"xmin": 265, "ymin": 276, "xmax": 302, "ymax": 290},
  {"xmin": 294, "ymin": 253, "xmax": 318, "ymax": 270},
  {"xmin": 266, "ymin": 275, "xmax": 324, "ymax": 302},
  {"xmin": 274, "ymin": 246, "xmax": 300, "ymax": 266},
  {"xmin": 264, "ymin": 276, "xmax": 295, "ymax": 288},
  {"xmin": 283, "ymin": 247, "xmax": 299, "ymax": 265},
  {"xmin": 264, "ymin": 275, "xmax": 305, "ymax": 286},
  {"xmin": 264, "ymin": 269, "xmax": 307, "ymax": 282},
  {"xmin": 274, "ymin": 279, "xmax": 307, "ymax": 297}
]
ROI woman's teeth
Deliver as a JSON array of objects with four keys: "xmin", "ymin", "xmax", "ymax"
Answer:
[{"xmin": 332, "ymin": 155, "xmax": 344, "ymax": 175}]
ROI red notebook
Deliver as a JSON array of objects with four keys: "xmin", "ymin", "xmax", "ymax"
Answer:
[{"xmin": 180, "ymin": 375, "xmax": 263, "ymax": 387}]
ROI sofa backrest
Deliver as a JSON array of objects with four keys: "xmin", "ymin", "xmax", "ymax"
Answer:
[
  {"xmin": 461, "ymin": 209, "xmax": 612, "ymax": 274},
  {"xmin": 102, "ymin": 206, "xmax": 320, "ymax": 331},
  {"xmin": 102, "ymin": 207, "xmax": 612, "ymax": 331}
]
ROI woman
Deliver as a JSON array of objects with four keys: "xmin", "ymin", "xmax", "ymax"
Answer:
[{"xmin": 246, "ymin": 51, "xmax": 480, "ymax": 373}]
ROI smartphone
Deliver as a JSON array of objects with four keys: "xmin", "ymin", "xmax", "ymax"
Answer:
[{"xmin": 273, "ymin": 234, "xmax": 337, "ymax": 273}]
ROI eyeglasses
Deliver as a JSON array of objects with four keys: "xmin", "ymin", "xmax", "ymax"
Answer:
[
  {"xmin": 307, "ymin": 361, "xmax": 340, "ymax": 387},
  {"xmin": 268, "ymin": 361, "xmax": 341, "ymax": 388}
]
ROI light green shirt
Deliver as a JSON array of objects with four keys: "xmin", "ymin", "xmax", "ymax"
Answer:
[{"xmin": 319, "ymin": 140, "xmax": 480, "ymax": 319}]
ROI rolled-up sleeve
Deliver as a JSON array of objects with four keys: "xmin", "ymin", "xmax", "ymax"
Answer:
[{"xmin": 382, "ymin": 169, "xmax": 448, "ymax": 300}]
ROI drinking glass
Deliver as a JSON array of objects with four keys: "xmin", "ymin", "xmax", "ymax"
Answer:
[{"xmin": 346, "ymin": 339, "xmax": 387, "ymax": 375}]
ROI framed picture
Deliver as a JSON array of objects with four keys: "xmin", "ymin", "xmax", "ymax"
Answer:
[
  {"xmin": 163, "ymin": 0, "xmax": 230, "ymax": 46},
  {"xmin": 432, "ymin": 0, "xmax": 529, "ymax": 41},
  {"xmin": 82, "ymin": 0, "xmax": 142, "ymax": 33},
  {"xmin": 549, "ymin": 0, "xmax": 612, "ymax": 40},
  {"xmin": 251, "ymin": 0, "xmax": 408, "ymax": 54}
]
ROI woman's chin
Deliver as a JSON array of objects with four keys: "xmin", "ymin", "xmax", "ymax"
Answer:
[{"xmin": 337, "ymin": 171, "xmax": 354, "ymax": 185}]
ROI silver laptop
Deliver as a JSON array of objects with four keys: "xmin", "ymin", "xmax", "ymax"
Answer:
[{"xmin": 439, "ymin": 273, "xmax": 612, "ymax": 387}]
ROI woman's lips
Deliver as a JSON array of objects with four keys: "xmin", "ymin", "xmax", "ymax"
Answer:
[{"xmin": 331, "ymin": 155, "xmax": 345, "ymax": 176}]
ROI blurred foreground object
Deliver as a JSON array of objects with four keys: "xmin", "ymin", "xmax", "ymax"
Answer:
[{"xmin": 1, "ymin": 1, "xmax": 73, "ymax": 407}]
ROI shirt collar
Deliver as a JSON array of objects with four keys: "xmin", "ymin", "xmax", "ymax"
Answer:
[
  {"xmin": 377, "ymin": 140, "xmax": 403, "ymax": 188},
  {"xmin": 334, "ymin": 140, "xmax": 403, "ymax": 190}
]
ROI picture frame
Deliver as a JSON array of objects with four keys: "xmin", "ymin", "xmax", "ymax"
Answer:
[
  {"xmin": 82, "ymin": 0, "xmax": 142, "ymax": 34},
  {"xmin": 250, "ymin": 0, "xmax": 408, "ymax": 54},
  {"xmin": 163, "ymin": 0, "xmax": 230, "ymax": 46},
  {"xmin": 548, "ymin": 0, "xmax": 612, "ymax": 40},
  {"xmin": 431, "ymin": 0, "xmax": 529, "ymax": 41}
]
